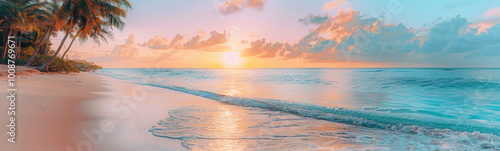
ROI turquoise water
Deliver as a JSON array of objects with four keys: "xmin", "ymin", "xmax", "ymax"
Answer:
[{"xmin": 98, "ymin": 68, "xmax": 500, "ymax": 150}]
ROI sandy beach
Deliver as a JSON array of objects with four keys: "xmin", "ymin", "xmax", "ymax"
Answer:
[{"xmin": 0, "ymin": 71, "xmax": 220, "ymax": 151}]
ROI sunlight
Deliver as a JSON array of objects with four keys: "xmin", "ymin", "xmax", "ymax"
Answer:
[{"xmin": 223, "ymin": 52, "xmax": 242, "ymax": 68}]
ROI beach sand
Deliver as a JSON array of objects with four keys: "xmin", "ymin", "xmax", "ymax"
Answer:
[{"xmin": 0, "ymin": 71, "xmax": 219, "ymax": 151}]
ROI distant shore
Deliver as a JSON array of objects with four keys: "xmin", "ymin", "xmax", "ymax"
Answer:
[{"xmin": 0, "ymin": 67, "xmax": 221, "ymax": 150}]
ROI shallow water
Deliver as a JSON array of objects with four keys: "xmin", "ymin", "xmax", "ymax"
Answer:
[{"xmin": 98, "ymin": 68, "xmax": 500, "ymax": 150}]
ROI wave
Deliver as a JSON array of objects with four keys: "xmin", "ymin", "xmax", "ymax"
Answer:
[{"xmin": 139, "ymin": 83, "xmax": 500, "ymax": 136}]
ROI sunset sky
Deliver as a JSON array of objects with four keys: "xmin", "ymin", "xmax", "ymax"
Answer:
[{"xmin": 53, "ymin": 0, "xmax": 500, "ymax": 68}]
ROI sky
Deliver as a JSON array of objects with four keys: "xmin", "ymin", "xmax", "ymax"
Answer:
[{"xmin": 53, "ymin": 0, "xmax": 500, "ymax": 68}]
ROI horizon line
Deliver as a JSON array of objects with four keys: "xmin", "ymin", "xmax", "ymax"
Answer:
[{"xmin": 100, "ymin": 67, "xmax": 500, "ymax": 69}]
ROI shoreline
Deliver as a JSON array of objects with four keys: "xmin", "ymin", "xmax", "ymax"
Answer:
[{"xmin": 0, "ymin": 71, "xmax": 221, "ymax": 151}]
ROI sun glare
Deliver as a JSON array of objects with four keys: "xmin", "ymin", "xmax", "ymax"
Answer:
[{"xmin": 223, "ymin": 52, "xmax": 242, "ymax": 68}]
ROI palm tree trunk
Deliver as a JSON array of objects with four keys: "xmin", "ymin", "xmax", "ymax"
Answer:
[
  {"xmin": 1, "ymin": 28, "xmax": 12, "ymax": 60},
  {"xmin": 61, "ymin": 30, "xmax": 81, "ymax": 60},
  {"xmin": 61, "ymin": 36, "xmax": 76, "ymax": 60},
  {"xmin": 37, "ymin": 27, "xmax": 72, "ymax": 71},
  {"xmin": 24, "ymin": 27, "xmax": 51, "ymax": 66},
  {"xmin": 37, "ymin": 3, "xmax": 75, "ymax": 72},
  {"xmin": 41, "ymin": 30, "xmax": 52, "ymax": 55}
]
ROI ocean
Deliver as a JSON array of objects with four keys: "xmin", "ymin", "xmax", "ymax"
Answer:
[{"xmin": 97, "ymin": 68, "xmax": 500, "ymax": 150}]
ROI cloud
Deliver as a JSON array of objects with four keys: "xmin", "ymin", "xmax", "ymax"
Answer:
[
  {"xmin": 469, "ymin": 17, "xmax": 500, "ymax": 34},
  {"xmin": 219, "ymin": 0, "xmax": 266, "ymax": 15},
  {"xmin": 240, "ymin": 38, "xmax": 286, "ymax": 58},
  {"xmin": 485, "ymin": 7, "xmax": 500, "ymax": 18},
  {"xmin": 138, "ymin": 34, "xmax": 185, "ymax": 50},
  {"xmin": 247, "ymin": 0, "xmax": 265, "ymax": 9},
  {"xmin": 324, "ymin": 0, "xmax": 348, "ymax": 11},
  {"xmin": 109, "ymin": 34, "xmax": 139, "ymax": 59},
  {"xmin": 138, "ymin": 30, "xmax": 231, "ymax": 52},
  {"xmin": 239, "ymin": 9, "xmax": 500, "ymax": 66},
  {"xmin": 89, "ymin": 34, "xmax": 179, "ymax": 67},
  {"xmin": 138, "ymin": 35, "xmax": 168, "ymax": 49},
  {"xmin": 183, "ymin": 30, "xmax": 231, "ymax": 50},
  {"xmin": 219, "ymin": 0, "xmax": 244, "ymax": 15},
  {"xmin": 465, "ymin": 24, "xmax": 500, "ymax": 57},
  {"xmin": 420, "ymin": 16, "xmax": 469, "ymax": 53},
  {"xmin": 184, "ymin": 30, "xmax": 207, "ymax": 49},
  {"xmin": 469, "ymin": 7, "xmax": 500, "ymax": 34},
  {"xmin": 298, "ymin": 14, "xmax": 329, "ymax": 25},
  {"xmin": 90, "ymin": 30, "xmax": 233, "ymax": 67}
]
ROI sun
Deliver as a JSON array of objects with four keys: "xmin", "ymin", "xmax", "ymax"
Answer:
[{"xmin": 223, "ymin": 52, "xmax": 242, "ymax": 68}]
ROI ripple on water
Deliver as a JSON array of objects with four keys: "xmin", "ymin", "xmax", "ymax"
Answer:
[{"xmin": 150, "ymin": 104, "xmax": 497, "ymax": 150}]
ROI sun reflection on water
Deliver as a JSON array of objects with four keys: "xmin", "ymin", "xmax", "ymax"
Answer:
[
  {"xmin": 151, "ymin": 104, "xmax": 469, "ymax": 150},
  {"xmin": 222, "ymin": 69, "xmax": 242, "ymax": 96},
  {"xmin": 211, "ymin": 105, "xmax": 248, "ymax": 150}
]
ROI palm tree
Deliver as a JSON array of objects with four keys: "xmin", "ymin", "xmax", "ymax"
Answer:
[
  {"xmin": 24, "ymin": 2, "xmax": 60, "ymax": 66},
  {"xmin": 60, "ymin": 28, "xmax": 80, "ymax": 60},
  {"xmin": 0, "ymin": 0, "xmax": 52, "ymax": 60},
  {"xmin": 39, "ymin": 29, "xmax": 52, "ymax": 54},
  {"xmin": 61, "ymin": 22, "xmax": 114, "ymax": 59},
  {"xmin": 0, "ymin": 18, "xmax": 13, "ymax": 60},
  {"xmin": 37, "ymin": 0, "xmax": 131, "ymax": 71}
]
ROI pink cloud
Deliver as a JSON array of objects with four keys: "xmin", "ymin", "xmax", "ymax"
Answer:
[
  {"xmin": 239, "ymin": 10, "xmax": 500, "ymax": 67},
  {"xmin": 324, "ymin": 0, "xmax": 348, "ymax": 11},
  {"xmin": 110, "ymin": 34, "xmax": 139, "ymax": 59},
  {"xmin": 470, "ymin": 17, "xmax": 500, "ymax": 34},
  {"xmin": 184, "ymin": 30, "xmax": 231, "ymax": 50},
  {"xmin": 247, "ymin": 0, "xmax": 265, "ymax": 9},
  {"xmin": 467, "ymin": 7, "xmax": 500, "ymax": 34},
  {"xmin": 241, "ymin": 9, "xmax": 419, "ymax": 62},
  {"xmin": 485, "ymin": 7, "xmax": 500, "ymax": 18},
  {"xmin": 241, "ymin": 38, "xmax": 284, "ymax": 58},
  {"xmin": 139, "ymin": 34, "xmax": 186, "ymax": 50},
  {"xmin": 138, "ymin": 35, "xmax": 169, "ymax": 49},
  {"xmin": 219, "ymin": 0, "xmax": 266, "ymax": 15},
  {"xmin": 323, "ymin": 0, "xmax": 352, "ymax": 12},
  {"xmin": 89, "ymin": 34, "xmax": 180, "ymax": 67},
  {"xmin": 136, "ymin": 30, "xmax": 231, "ymax": 52}
]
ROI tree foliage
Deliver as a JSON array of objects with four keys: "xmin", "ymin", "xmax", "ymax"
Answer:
[{"xmin": 0, "ymin": 0, "xmax": 132, "ymax": 72}]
